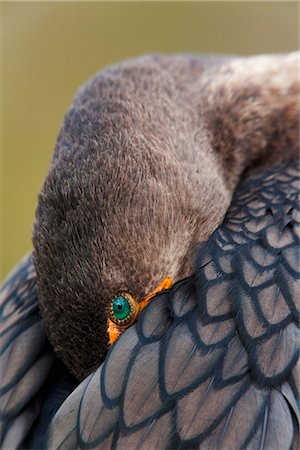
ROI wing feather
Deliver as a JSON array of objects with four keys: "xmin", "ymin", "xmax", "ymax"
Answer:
[
  {"xmin": 48, "ymin": 162, "xmax": 299, "ymax": 449},
  {"xmin": 0, "ymin": 254, "xmax": 72, "ymax": 448},
  {"xmin": 0, "ymin": 255, "xmax": 55, "ymax": 447}
]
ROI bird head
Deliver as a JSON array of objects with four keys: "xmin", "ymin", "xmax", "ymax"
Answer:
[{"xmin": 32, "ymin": 130, "xmax": 190, "ymax": 381}]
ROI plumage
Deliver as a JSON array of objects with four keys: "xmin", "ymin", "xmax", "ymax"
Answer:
[
  {"xmin": 47, "ymin": 162, "xmax": 300, "ymax": 450},
  {"xmin": 0, "ymin": 256, "xmax": 76, "ymax": 449},
  {"xmin": 0, "ymin": 53, "xmax": 299, "ymax": 449}
]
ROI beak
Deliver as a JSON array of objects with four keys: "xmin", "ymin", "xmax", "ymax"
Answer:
[{"xmin": 108, "ymin": 276, "xmax": 172, "ymax": 345}]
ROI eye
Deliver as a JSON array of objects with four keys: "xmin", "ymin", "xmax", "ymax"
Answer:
[{"xmin": 109, "ymin": 292, "xmax": 139, "ymax": 327}]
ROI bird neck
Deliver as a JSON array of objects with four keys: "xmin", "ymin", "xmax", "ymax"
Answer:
[{"xmin": 197, "ymin": 53, "xmax": 299, "ymax": 191}]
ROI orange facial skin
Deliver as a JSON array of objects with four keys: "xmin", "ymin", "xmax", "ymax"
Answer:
[{"xmin": 108, "ymin": 276, "xmax": 172, "ymax": 345}]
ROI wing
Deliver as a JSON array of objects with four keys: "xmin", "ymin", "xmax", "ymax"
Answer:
[
  {"xmin": 0, "ymin": 254, "xmax": 55, "ymax": 448},
  {"xmin": 48, "ymin": 161, "xmax": 299, "ymax": 450}
]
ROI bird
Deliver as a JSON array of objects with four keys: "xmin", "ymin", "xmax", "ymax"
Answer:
[{"xmin": 0, "ymin": 53, "xmax": 299, "ymax": 449}]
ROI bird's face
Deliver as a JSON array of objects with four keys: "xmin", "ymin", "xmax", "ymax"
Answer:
[
  {"xmin": 32, "ymin": 121, "xmax": 198, "ymax": 381},
  {"xmin": 33, "ymin": 182, "xmax": 177, "ymax": 380}
]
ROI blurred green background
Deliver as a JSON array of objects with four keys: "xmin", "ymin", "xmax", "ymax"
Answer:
[{"xmin": 1, "ymin": 1, "xmax": 298, "ymax": 280}]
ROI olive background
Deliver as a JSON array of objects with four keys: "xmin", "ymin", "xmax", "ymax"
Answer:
[{"xmin": 1, "ymin": 1, "xmax": 298, "ymax": 279}]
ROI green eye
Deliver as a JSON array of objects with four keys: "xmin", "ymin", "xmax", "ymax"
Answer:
[
  {"xmin": 109, "ymin": 292, "xmax": 139, "ymax": 327},
  {"xmin": 113, "ymin": 296, "xmax": 131, "ymax": 320}
]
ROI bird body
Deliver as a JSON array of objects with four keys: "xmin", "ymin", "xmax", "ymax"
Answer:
[
  {"xmin": 33, "ymin": 52, "xmax": 298, "ymax": 380},
  {"xmin": 0, "ymin": 53, "xmax": 299, "ymax": 449}
]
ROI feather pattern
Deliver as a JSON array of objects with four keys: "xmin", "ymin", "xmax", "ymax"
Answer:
[
  {"xmin": 0, "ymin": 256, "xmax": 76, "ymax": 449},
  {"xmin": 0, "ymin": 255, "xmax": 50, "ymax": 448},
  {"xmin": 48, "ymin": 161, "xmax": 299, "ymax": 449}
]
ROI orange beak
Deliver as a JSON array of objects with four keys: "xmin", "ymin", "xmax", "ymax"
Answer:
[{"xmin": 108, "ymin": 276, "xmax": 172, "ymax": 345}]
